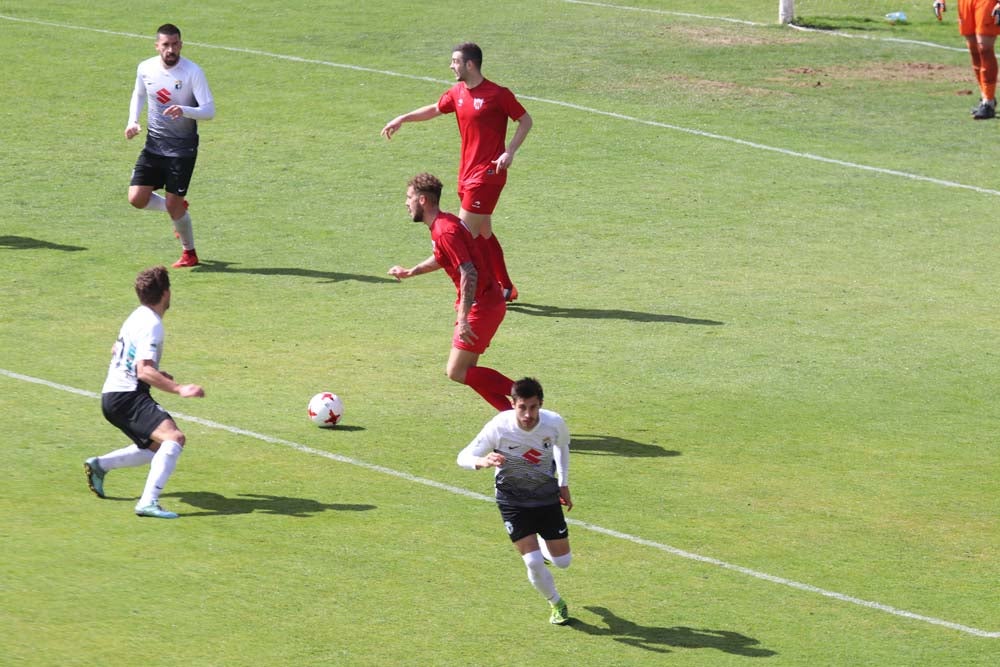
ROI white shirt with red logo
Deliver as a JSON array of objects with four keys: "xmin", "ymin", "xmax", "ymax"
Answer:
[{"xmin": 458, "ymin": 408, "xmax": 570, "ymax": 507}]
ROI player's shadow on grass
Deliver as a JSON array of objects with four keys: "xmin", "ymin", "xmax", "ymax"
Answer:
[
  {"xmin": 572, "ymin": 434, "xmax": 679, "ymax": 458},
  {"xmin": 571, "ymin": 606, "xmax": 776, "ymax": 657},
  {"xmin": 0, "ymin": 235, "xmax": 86, "ymax": 252},
  {"xmin": 193, "ymin": 259, "xmax": 396, "ymax": 285},
  {"xmin": 160, "ymin": 491, "xmax": 376, "ymax": 518},
  {"xmin": 507, "ymin": 302, "xmax": 722, "ymax": 326}
]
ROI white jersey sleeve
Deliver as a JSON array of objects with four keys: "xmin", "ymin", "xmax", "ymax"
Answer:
[
  {"xmin": 460, "ymin": 409, "xmax": 570, "ymax": 507},
  {"xmin": 101, "ymin": 306, "xmax": 164, "ymax": 393},
  {"xmin": 456, "ymin": 415, "xmax": 503, "ymax": 470},
  {"xmin": 128, "ymin": 68, "xmax": 147, "ymax": 127}
]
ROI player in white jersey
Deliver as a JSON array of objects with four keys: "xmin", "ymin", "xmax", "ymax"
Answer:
[
  {"xmin": 457, "ymin": 377, "xmax": 574, "ymax": 624},
  {"xmin": 84, "ymin": 266, "xmax": 205, "ymax": 519},
  {"xmin": 125, "ymin": 23, "xmax": 215, "ymax": 269}
]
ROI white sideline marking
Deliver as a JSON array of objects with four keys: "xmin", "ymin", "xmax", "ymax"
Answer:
[
  {"xmin": 2, "ymin": 367, "xmax": 998, "ymax": 638},
  {"xmin": 1, "ymin": 13, "xmax": 996, "ymax": 197},
  {"xmin": 563, "ymin": 0, "xmax": 967, "ymax": 52}
]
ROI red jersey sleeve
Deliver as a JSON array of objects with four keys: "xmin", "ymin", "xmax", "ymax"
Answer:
[
  {"xmin": 437, "ymin": 86, "xmax": 458, "ymax": 115},
  {"xmin": 498, "ymin": 86, "xmax": 527, "ymax": 121}
]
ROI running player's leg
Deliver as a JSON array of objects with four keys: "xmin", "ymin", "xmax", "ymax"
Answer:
[
  {"xmin": 128, "ymin": 149, "xmax": 168, "ymax": 210},
  {"xmin": 506, "ymin": 505, "xmax": 569, "ymax": 624},
  {"xmin": 165, "ymin": 156, "xmax": 198, "ymax": 267},
  {"xmin": 134, "ymin": 418, "xmax": 186, "ymax": 517},
  {"xmin": 447, "ymin": 304, "xmax": 512, "ymax": 410}
]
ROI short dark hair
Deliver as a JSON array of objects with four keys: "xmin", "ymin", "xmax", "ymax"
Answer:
[
  {"xmin": 156, "ymin": 23, "xmax": 181, "ymax": 39},
  {"xmin": 453, "ymin": 42, "xmax": 482, "ymax": 70},
  {"xmin": 135, "ymin": 266, "xmax": 170, "ymax": 306},
  {"xmin": 408, "ymin": 172, "xmax": 443, "ymax": 206},
  {"xmin": 511, "ymin": 377, "xmax": 543, "ymax": 403}
]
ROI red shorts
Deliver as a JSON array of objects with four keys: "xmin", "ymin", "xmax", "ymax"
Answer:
[
  {"xmin": 959, "ymin": 0, "xmax": 1000, "ymax": 36},
  {"xmin": 458, "ymin": 183, "xmax": 504, "ymax": 215},
  {"xmin": 452, "ymin": 300, "xmax": 506, "ymax": 354}
]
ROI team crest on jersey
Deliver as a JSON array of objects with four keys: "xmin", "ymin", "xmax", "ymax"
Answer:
[
  {"xmin": 473, "ymin": 97, "xmax": 484, "ymax": 110},
  {"xmin": 542, "ymin": 437, "xmax": 552, "ymax": 449},
  {"xmin": 174, "ymin": 80, "xmax": 183, "ymax": 90}
]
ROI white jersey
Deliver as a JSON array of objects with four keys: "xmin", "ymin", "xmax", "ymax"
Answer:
[
  {"xmin": 458, "ymin": 409, "xmax": 570, "ymax": 508},
  {"xmin": 102, "ymin": 306, "xmax": 164, "ymax": 394},
  {"xmin": 129, "ymin": 55, "xmax": 214, "ymax": 157}
]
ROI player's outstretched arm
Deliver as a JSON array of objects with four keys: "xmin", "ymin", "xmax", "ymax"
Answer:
[
  {"xmin": 381, "ymin": 104, "xmax": 442, "ymax": 139},
  {"xmin": 388, "ymin": 255, "xmax": 440, "ymax": 280},
  {"xmin": 137, "ymin": 360, "xmax": 204, "ymax": 397}
]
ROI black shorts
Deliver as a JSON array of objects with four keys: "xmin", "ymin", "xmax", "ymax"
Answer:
[
  {"xmin": 101, "ymin": 390, "xmax": 172, "ymax": 449},
  {"xmin": 498, "ymin": 502, "xmax": 569, "ymax": 543},
  {"xmin": 130, "ymin": 149, "xmax": 197, "ymax": 196}
]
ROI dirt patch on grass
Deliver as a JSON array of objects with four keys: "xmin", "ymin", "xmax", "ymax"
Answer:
[
  {"xmin": 663, "ymin": 24, "xmax": 809, "ymax": 47},
  {"xmin": 774, "ymin": 61, "xmax": 973, "ymax": 92},
  {"xmin": 788, "ymin": 61, "xmax": 967, "ymax": 83}
]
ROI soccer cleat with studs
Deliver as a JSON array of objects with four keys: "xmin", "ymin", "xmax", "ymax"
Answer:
[
  {"xmin": 549, "ymin": 599, "xmax": 569, "ymax": 625},
  {"xmin": 135, "ymin": 503, "xmax": 179, "ymax": 519},
  {"xmin": 84, "ymin": 457, "xmax": 106, "ymax": 498},
  {"xmin": 972, "ymin": 100, "xmax": 996, "ymax": 120},
  {"xmin": 172, "ymin": 249, "xmax": 199, "ymax": 268}
]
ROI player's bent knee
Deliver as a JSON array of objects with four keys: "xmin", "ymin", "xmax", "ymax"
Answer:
[{"xmin": 551, "ymin": 552, "xmax": 572, "ymax": 569}]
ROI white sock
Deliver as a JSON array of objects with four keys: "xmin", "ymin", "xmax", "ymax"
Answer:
[
  {"xmin": 144, "ymin": 192, "xmax": 168, "ymax": 211},
  {"xmin": 522, "ymin": 550, "xmax": 558, "ymax": 602},
  {"xmin": 172, "ymin": 212, "xmax": 195, "ymax": 251},
  {"xmin": 137, "ymin": 440, "xmax": 182, "ymax": 507},
  {"xmin": 97, "ymin": 444, "xmax": 155, "ymax": 471}
]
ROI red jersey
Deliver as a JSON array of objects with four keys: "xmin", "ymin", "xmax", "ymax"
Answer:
[
  {"xmin": 430, "ymin": 211, "xmax": 504, "ymax": 308},
  {"xmin": 436, "ymin": 79, "xmax": 527, "ymax": 189}
]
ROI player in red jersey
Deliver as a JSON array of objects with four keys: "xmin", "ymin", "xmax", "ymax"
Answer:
[
  {"xmin": 388, "ymin": 173, "xmax": 515, "ymax": 411},
  {"xmin": 382, "ymin": 43, "xmax": 533, "ymax": 302}
]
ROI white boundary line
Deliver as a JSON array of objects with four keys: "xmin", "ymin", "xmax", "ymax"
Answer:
[
  {"xmin": 2, "ymin": 367, "xmax": 997, "ymax": 638},
  {"xmin": 563, "ymin": 0, "xmax": 967, "ymax": 52},
  {"xmin": 2, "ymin": 13, "xmax": 998, "ymax": 197}
]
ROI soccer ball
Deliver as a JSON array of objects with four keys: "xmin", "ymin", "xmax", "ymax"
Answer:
[{"xmin": 308, "ymin": 392, "xmax": 344, "ymax": 428}]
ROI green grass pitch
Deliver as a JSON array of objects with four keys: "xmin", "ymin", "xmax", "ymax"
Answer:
[{"xmin": 1, "ymin": 1, "xmax": 997, "ymax": 665}]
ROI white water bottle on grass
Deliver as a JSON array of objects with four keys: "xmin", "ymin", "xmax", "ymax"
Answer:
[{"xmin": 886, "ymin": 11, "xmax": 907, "ymax": 23}]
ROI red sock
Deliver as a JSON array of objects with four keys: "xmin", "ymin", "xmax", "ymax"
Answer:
[
  {"xmin": 464, "ymin": 366, "xmax": 514, "ymax": 411},
  {"xmin": 484, "ymin": 234, "xmax": 513, "ymax": 290}
]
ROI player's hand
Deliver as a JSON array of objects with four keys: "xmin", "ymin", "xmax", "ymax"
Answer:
[
  {"xmin": 481, "ymin": 451, "xmax": 505, "ymax": 468},
  {"xmin": 381, "ymin": 119, "xmax": 402, "ymax": 140},
  {"xmin": 178, "ymin": 383, "xmax": 205, "ymax": 398},
  {"xmin": 559, "ymin": 486, "xmax": 573, "ymax": 511},
  {"xmin": 387, "ymin": 265, "xmax": 410, "ymax": 281},
  {"xmin": 933, "ymin": 1, "xmax": 945, "ymax": 21},
  {"xmin": 492, "ymin": 152, "xmax": 513, "ymax": 172},
  {"xmin": 457, "ymin": 319, "xmax": 478, "ymax": 345},
  {"xmin": 124, "ymin": 123, "xmax": 142, "ymax": 140},
  {"xmin": 163, "ymin": 105, "xmax": 184, "ymax": 120}
]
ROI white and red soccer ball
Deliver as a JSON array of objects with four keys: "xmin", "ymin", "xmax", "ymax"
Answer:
[{"xmin": 308, "ymin": 392, "xmax": 343, "ymax": 428}]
